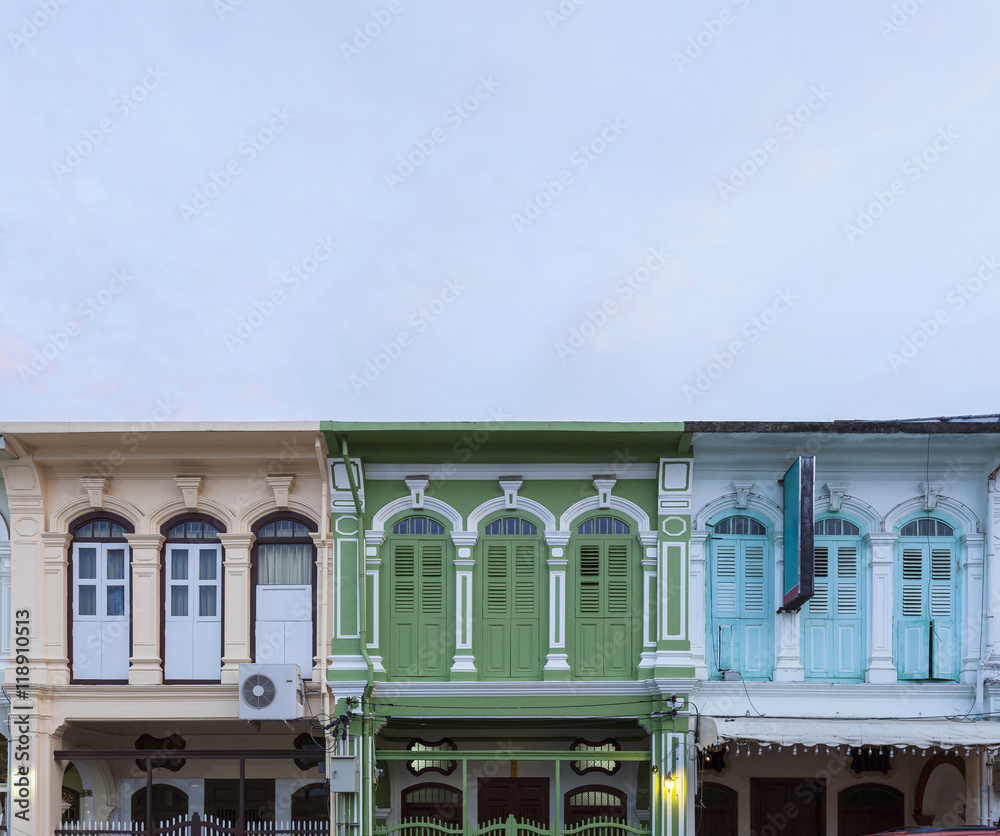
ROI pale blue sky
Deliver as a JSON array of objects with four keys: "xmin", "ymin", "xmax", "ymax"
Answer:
[{"xmin": 2, "ymin": 2, "xmax": 998, "ymax": 422}]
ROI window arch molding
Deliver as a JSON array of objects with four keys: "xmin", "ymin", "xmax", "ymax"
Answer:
[
  {"xmin": 813, "ymin": 494, "xmax": 882, "ymax": 533},
  {"xmin": 694, "ymin": 493, "xmax": 781, "ymax": 533},
  {"xmin": 560, "ymin": 496, "xmax": 649, "ymax": 533},
  {"xmin": 884, "ymin": 496, "xmax": 978, "ymax": 535},
  {"xmin": 891, "ymin": 509, "xmax": 963, "ymax": 537},
  {"xmin": 53, "ymin": 497, "xmax": 141, "ymax": 535},
  {"xmin": 813, "ymin": 513, "xmax": 867, "ymax": 537},
  {"xmin": 385, "ymin": 510, "xmax": 451, "ymax": 536},
  {"xmin": 467, "ymin": 496, "xmax": 555, "ymax": 532},
  {"xmin": 148, "ymin": 497, "xmax": 234, "ymax": 536},
  {"xmin": 371, "ymin": 495, "xmax": 462, "ymax": 534},
  {"xmin": 70, "ymin": 511, "xmax": 136, "ymax": 538},
  {"xmin": 234, "ymin": 495, "xmax": 321, "ymax": 535}
]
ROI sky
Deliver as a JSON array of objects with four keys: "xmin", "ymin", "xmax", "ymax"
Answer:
[{"xmin": 2, "ymin": 1, "xmax": 999, "ymax": 424}]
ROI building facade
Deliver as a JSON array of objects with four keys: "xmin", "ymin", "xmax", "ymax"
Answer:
[{"xmin": 3, "ymin": 418, "xmax": 1000, "ymax": 836}]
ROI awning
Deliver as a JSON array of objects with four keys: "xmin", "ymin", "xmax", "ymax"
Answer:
[{"xmin": 702, "ymin": 717, "xmax": 1000, "ymax": 750}]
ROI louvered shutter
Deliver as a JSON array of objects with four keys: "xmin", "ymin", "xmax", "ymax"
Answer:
[
  {"xmin": 898, "ymin": 545, "xmax": 930, "ymax": 679},
  {"xmin": 710, "ymin": 536, "xmax": 771, "ymax": 679},
  {"xmin": 803, "ymin": 541, "xmax": 862, "ymax": 679},
  {"xmin": 480, "ymin": 540, "xmax": 541, "ymax": 679},
  {"xmin": 929, "ymin": 547, "xmax": 956, "ymax": 680},
  {"xmin": 574, "ymin": 539, "xmax": 633, "ymax": 678},
  {"xmin": 388, "ymin": 540, "xmax": 448, "ymax": 678}
]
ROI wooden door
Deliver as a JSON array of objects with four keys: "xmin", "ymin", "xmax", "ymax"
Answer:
[
  {"xmin": 695, "ymin": 783, "xmax": 737, "ymax": 836},
  {"xmin": 204, "ymin": 779, "xmax": 275, "ymax": 824},
  {"xmin": 838, "ymin": 785, "xmax": 903, "ymax": 836},
  {"xmin": 478, "ymin": 778, "xmax": 549, "ymax": 825},
  {"xmin": 751, "ymin": 778, "xmax": 824, "ymax": 836}
]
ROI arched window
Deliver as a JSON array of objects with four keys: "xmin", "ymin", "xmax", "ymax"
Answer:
[
  {"xmin": 385, "ymin": 513, "xmax": 449, "ymax": 679},
  {"xmin": 709, "ymin": 514, "xmax": 771, "ymax": 680},
  {"xmin": 162, "ymin": 514, "xmax": 225, "ymax": 682},
  {"xmin": 252, "ymin": 513, "xmax": 317, "ymax": 674},
  {"xmin": 896, "ymin": 516, "xmax": 959, "ymax": 680},
  {"xmin": 479, "ymin": 516, "xmax": 544, "ymax": 680},
  {"xmin": 564, "ymin": 786, "xmax": 626, "ymax": 826},
  {"xmin": 485, "ymin": 517, "xmax": 537, "ymax": 535},
  {"xmin": 572, "ymin": 515, "xmax": 636, "ymax": 678},
  {"xmin": 401, "ymin": 783, "xmax": 462, "ymax": 825},
  {"xmin": 802, "ymin": 516, "xmax": 864, "ymax": 680},
  {"xmin": 70, "ymin": 514, "xmax": 134, "ymax": 682}
]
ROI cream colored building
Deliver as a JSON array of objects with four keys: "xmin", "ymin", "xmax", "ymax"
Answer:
[{"xmin": 0, "ymin": 423, "xmax": 334, "ymax": 835}]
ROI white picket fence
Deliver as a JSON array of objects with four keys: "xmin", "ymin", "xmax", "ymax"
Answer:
[{"xmin": 55, "ymin": 815, "xmax": 329, "ymax": 835}]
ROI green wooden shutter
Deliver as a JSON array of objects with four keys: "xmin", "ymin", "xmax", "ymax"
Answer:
[
  {"xmin": 388, "ymin": 539, "xmax": 448, "ymax": 679},
  {"xmin": 574, "ymin": 539, "xmax": 633, "ymax": 678},
  {"xmin": 480, "ymin": 540, "xmax": 541, "ymax": 679}
]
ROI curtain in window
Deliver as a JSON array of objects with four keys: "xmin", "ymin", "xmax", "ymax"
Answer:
[{"xmin": 258, "ymin": 544, "xmax": 311, "ymax": 584}]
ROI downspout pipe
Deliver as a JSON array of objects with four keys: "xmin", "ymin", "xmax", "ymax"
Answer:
[
  {"xmin": 338, "ymin": 434, "xmax": 376, "ymax": 836},
  {"xmin": 977, "ymin": 465, "xmax": 1000, "ymax": 720}
]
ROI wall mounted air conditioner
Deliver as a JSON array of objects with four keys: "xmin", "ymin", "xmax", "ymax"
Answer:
[{"xmin": 239, "ymin": 663, "xmax": 304, "ymax": 721}]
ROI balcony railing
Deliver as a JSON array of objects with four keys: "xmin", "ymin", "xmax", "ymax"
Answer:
[
  {"xmin": 55, "ymin": 815, "xmax": 328, "ymax": 835},
  {"xmin": 375, "ymin": 816, "xmax": 650, "ymax": 836}
]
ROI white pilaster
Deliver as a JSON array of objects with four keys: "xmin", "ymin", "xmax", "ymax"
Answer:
[
  {"xmin": 544, "ymin": 531, "xmax": 571, "ymax": 674},
  {"xmin": 450, "ymin": 531, "xmax": 478, "ymax": 675},
  {"xmin": 961, "ymin": 533, "xmax": 986, "ymax": 683},
  {"xmin": 865, "ymin": 532, "xmax": 898, "ymax": 683},
  {"xmin": 773, "ymin": 534, "xmax": 803, "ymax": 682},
  {"xmin": 688, "ymin": 530, "xmax": 709, "ymax": 680}
]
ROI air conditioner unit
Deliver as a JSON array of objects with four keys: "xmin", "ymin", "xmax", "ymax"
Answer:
[{"xmin": 239, "ymin": 664, "xmax": 304, "ymax": 721}]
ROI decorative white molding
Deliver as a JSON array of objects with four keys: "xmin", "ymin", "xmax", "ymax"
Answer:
[
  {"xmin": 234, "ymin": 495, "xmax": 320, "ymax": 532},
  {"xmin": 372, "ymin": 496, "xmax": 463, "ymax": 532},
  {"xmin": 824, "ymin": 482, "xmax": 849, "ymax": 513},
  {"xmin": 451, "ymin": 531, "xmax": 479, "ymax": 548},
  {"xmin": 732, "ymin": 481, "xmax": 755, "ymax": 509},
  {"xmin": 544, "ymin": 653, "xmax": 571, "ymax": 671},
  {"xmin": 544, "ymin": 531, "xmax": 571, "ymax": 548},
  {"xmin": 637, "ymin": 530, "xmax": 658, "ymax": 549},
  {"xmin": 884, "ymin": 495, "xmax": 980, "ymax": 534},
  {"xmin": 467, "ymin": 497, "xmax": 556, "ymax": 533},
  {"xmin": 593, "ymin": 475, "xmax": 617, "ymax": 509},
  {"xmin": 52, "ymin": 495, "xmax": 143, "ymax": 533},
  {"xmin": 814, "ymin": 493, "xmax": 883, "ymax": 533},
  {"xmin": 265, "ymin": 475, "xmax": 295, "ymax": 509},
  {"xmin": 174, "ymin": 476, "xmax": 204, "ymax": 510},
  {"xmin": 919, "ymin": 481, "xmax": 944, "ymax": 512},
  {"xmin": 80, "ymin": 478, "xmax": 109, "ymax": 509},
  {"xmin": 499, "ymin": 477, "xmax": 523, "ymax": 510},
  {"xmin": 404, "ymin": 476, "xmax": 430, "ymax": 509},
  {"xmin": 365, "ymin": 530, "xmax": 387, "ymax": 547},
  {"xmin": 559, "ymin": 495, "xmax": 650, "ymax": 532},
  {"xmin": 147, "ymin": 496, "xmax": 235, "ymax": 533},
  {"xmin": 365, "ymin": 462, "xmax": 658, "ymax": 481},
  {"xmin": 694, "ymin": 493, "xmax": 782, "ymax": 531},
  {"xmin": 450, "ymin": 655, "xmax": 477, "ymax": 674}
]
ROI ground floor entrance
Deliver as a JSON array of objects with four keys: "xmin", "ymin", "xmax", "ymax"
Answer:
[{"xmin": 478, "ymin": 778, "xmax": 550, "ymax": 826}]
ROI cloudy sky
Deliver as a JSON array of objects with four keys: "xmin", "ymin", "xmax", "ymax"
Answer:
[{"xmin": 2, "ymin": 1, "xmax": 998, "ymax": 423}]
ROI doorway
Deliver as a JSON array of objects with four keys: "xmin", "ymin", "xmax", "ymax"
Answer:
[
  {"xmin": 478, "ymin": 778, "xmax": 550, "ymax": 825},
  {"xmin": 204, "ymin": 779, "xmax": 275, "ymax": 824},
  {"xmin": 751, "ymin": 778, "xmax": 825, "ymax": 836}
]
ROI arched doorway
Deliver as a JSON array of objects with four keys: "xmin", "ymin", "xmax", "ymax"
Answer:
[
  {"xmin": 695, "ymin": 782, "xmax": 737, "ymax": 836},
  {"xmin": 131, "ymin": 785, "xmax": 189, "ymax": 825},
  {"xmin": 564, "ymin": 786, "xmax": 626, "ymax": 825},
  {"xmin": 292, "ymin": 783, "xmax": 331, "ymax": 821},
  {"xmin": 838, "ymin": 784, "xmax": 903, "ymax": 836}
]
